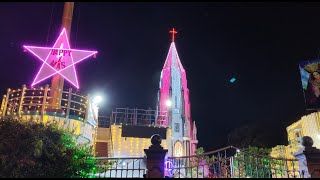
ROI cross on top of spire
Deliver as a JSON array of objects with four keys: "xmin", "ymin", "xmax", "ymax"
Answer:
[{"xmin": 169, "ymin": 28, "xmax": 177, "ymax": 42}]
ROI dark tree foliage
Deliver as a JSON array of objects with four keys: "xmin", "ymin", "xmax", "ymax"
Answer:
[
  {"xmin": 0, "ymin": 117, "xmax": 97, "ymax": 178},
  {"xmin": 227, "ymin": 121, "xmax": 287, "ymax": 149}
]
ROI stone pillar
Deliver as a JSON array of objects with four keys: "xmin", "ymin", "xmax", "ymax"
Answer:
[
  {"xmin": 293, "ymin": 136, "xmax": 320, "ymax": 178},
  {"xmin": 144, "ymin": 134, "xmax": 168, "ymax": 178}
]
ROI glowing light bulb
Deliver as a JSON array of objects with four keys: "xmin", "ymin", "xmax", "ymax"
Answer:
[{"xmin": 165, "ymin": 99, "xmax": 172, "ymax": 107}]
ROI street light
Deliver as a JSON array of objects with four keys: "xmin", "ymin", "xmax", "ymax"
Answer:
[
  {"xmin": 93, "ymin": 96, "xmax": 103, "ymax": 105},
  {"xmin": 165, "ymin": 99, "xmax": 172, "ymax": 107},
  {"xmin": 165, "ymin": 99, "xmax": 172, "ymax": 129}
]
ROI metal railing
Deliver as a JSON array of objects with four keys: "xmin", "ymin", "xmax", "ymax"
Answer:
[
  {"xmin": 1, "ymin": 85, "xmax": 95, "ymax": 123},
  {"xmin": 110, "ymin": 108, "xmax": 167, "ymax": 127},
  {"xmin": 94, "ymin": 157, "xmax": 146, "ymax": 178},
  {"xmin": 98, "ymin": 116, "xmax": 111, "ymax": 128},
  {"xmin": 233, "ymin": 149, "xmax": 303, "ymax": 178},
  {"xmin": 166, "ymin": 146, "xmax": 303, "ymax": 178},
  {"xmin": 166, "ymin": 146, "xmax": 235, "ymax": 178}
]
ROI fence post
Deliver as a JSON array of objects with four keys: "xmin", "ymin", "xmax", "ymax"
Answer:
[
  {"xmin": 144, "ymin": 134, "xmax": 168, "ymax": 178},
  {"xmin": 293, "ymin": 136, "xmax": 320, "ymax": 178}
]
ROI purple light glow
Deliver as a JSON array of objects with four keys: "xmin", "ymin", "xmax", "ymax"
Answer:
[
  {"xmin": 164, "ymin": 159, "xmax": 173, "ymax": 177},
  {"xmin": 24, "ymin": 28, "xmax": 98, "ymax": 89}
]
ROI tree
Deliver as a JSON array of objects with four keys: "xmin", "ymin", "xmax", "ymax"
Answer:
[
  {"xmin": 227, "ymin": 121, "xmax": 287, "ymax": 149},
  {"xmin": 0, "ymin": 117, "xmax": 97, "ymax": 178},
  {"xmin": 233, "ymin": 146, "xmax": 287, "ymax": 178}
]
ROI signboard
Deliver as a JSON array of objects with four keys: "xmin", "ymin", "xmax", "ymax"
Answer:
[
  {"xmin": 299, "ymin": 59, "xmax": 320, "ymax": 109},
  {"xmin": 24, "ymin": 28, "xmax": 98, "ymax": 89}
]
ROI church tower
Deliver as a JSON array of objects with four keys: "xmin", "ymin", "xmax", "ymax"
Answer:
[{"xmin": 156, "ymin": 28, "xmax": 198, "ymax": 156}]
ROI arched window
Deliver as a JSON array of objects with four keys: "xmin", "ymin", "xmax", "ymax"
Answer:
[{"xmin": 174, "ymin": 141, "xmax": 183, "ymax": 157}]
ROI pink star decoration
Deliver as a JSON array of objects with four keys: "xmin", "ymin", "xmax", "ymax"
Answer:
[{"xmin": 23, "ymin": 28, "xmax": 98, "ymax": 89}]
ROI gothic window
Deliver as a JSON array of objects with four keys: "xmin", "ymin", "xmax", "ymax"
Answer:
[
  {"xmin": 174, "ymin": 141, "xmax": 183, "ymax": 157},
  {"xmin": 174, "ymin": 123, "xmax": 180, "ymax": 132}
]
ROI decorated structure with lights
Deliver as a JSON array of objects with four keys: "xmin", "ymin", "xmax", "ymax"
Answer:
[
  {"xmin": 0, "ymin": 2, "xmax": 99, "ymax": 146},
  {"xmin": 271, "ymin": 112, "xmax": 320, "ymax": 158},
  {"xmin": 156, "ymin": 28, "xmax": 198, "ymax": 157},
  {"xmin": 95, "ymin": 28, "xmax": 198, "ymax": 159}
]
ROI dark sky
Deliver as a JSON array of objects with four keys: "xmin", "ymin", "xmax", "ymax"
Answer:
[{"xmin": 1, "ymin": 2, "xmax": 320, "ymax": 150}]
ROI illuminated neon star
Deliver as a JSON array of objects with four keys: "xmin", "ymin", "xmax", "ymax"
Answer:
[{"xmin": 23, "ymin": 28, "xmax": 98, "ymax": 89}]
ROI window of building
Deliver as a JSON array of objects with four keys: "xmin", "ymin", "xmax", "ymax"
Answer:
[
  {"xmin": 175, "ymin": 96, "xmax": 177, "ymax": 108},
  {"xmin": 174, "ymin": 141, "xmax": 183, "ymax": 157},
  {"xmin": 174, "ymin": 123, "xmax": 180, "ymax": 132}
]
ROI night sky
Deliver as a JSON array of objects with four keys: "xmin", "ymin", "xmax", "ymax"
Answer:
[{"xmin": 1, "ymin": 2, "xmax": 320, "ymax": 150}]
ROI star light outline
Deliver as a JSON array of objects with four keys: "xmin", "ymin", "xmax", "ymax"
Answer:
[{"xmin": 23, "ymin": 28, "xmax": 98, "ymax": 89}]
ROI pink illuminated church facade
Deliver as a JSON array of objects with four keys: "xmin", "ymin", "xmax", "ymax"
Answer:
[
  {"xmin": 156, "ymin": 28, "xmax": 198, "ymax": 157},
  {"xmin": 95, "ymin": 29, "xmax": 198, "ymax": 159}
]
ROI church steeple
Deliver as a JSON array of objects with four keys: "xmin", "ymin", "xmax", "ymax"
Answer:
[{"xmin": 157, "ymin": 28, "xmax": 197, "ymax": 156}]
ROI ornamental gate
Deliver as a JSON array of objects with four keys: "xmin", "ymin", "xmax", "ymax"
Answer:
[{"xmin": 93, "ymin": 146, "xmax": 304, "ymax": 178}]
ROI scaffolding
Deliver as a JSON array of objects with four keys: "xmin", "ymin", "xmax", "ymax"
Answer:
[{"xmin": 109, "ymin": 107, "xmax": 168, "ymax": 127}]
